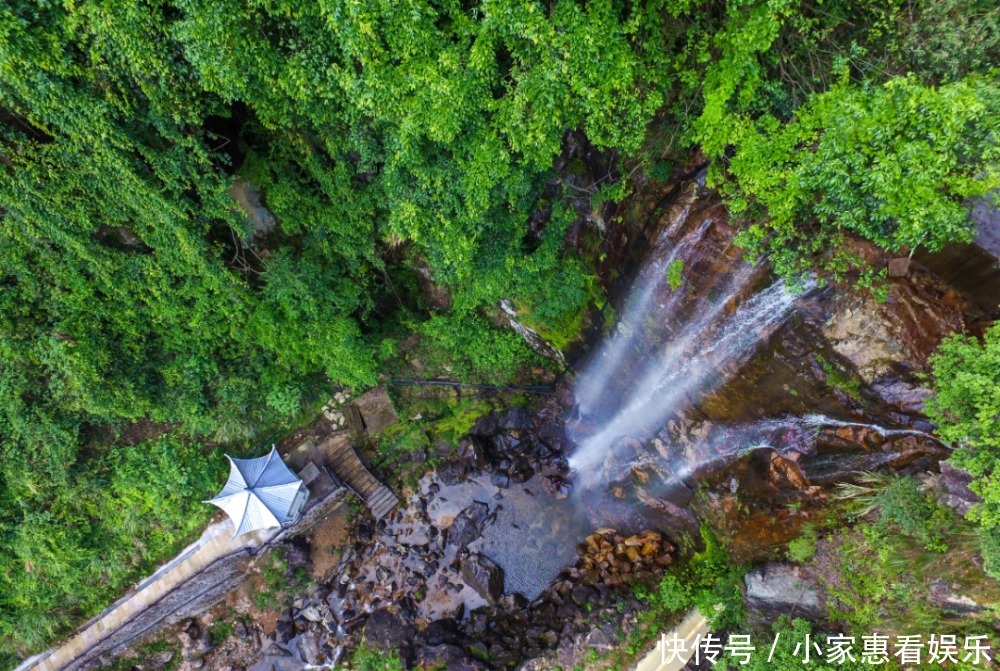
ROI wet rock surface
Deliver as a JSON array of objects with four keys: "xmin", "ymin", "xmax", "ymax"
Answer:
[
  {"xmin": 745, "ymin": 563, "xmax": 827, "ymax": 619},
  {"xmin": 416, "ymin": 644, "xmax": 488, "ymax": 671},
  {"xmin": 461, "ymin": 555, "xmax": 504, "ymax": 603},
  {"xmin": 235, "ymin": 396, "xmax": 683, "ymax": 671},
  {"xmin": 447, "ymin": 501, "xmax": 491, "ymax": 548}
]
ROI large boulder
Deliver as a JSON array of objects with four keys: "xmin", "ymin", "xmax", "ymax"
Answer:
[
  {"xmin": 869, "ymin": 379, "xmax": 933, "ymax": 415},
  {"xmin": 364, "ymin": 610, "xmax": 416, "ymax": 651},
  {"xmin": 436, "ymin": 461, "xmax": 468, "ymax": 486},
  {"xmin": 498, "ymin": 407, "xmax": 532, "ymax": 431},
  {"xmin": 349, "ymin": 387, "xmax": 400, "ymax": 436},
  {"xmin": 469, "ymin": 412, "xmax": 500, "ymax": 437},
  {"xmin": 915, "ymin": 194, "xmax": 1000, "ymax": 314},
  {"xmin": 457, "ymin": 438, "xmax": 486, "ymax": 469},
  {"xmin": 447, "ymin": 501, "xmax": 492, "ymax": 547},
  {"xmin": 296, "ymin": 630, "xmax": 324, "ymax": 665},
  {"xmin": 937, "ymin": 461, "xmax": 983, "ymax": 516},
  {"xmin": 817, "ymin": 255, "xmax": 967, "ymax": 387},
  {"xmin": 461, "ymin": 554, "xmax": 505, "ymax": 603},
  {"xmin": 416, "ymin": 619, "xmax": 462, "ymax": 646},
  {"xmin": 928, "ymin": 578, "xmax": 986, "ymax": 614},
  {"xmin": 284, "ymin": 538, "xmax": 311, "ymax": 573},
  {"xmin": 745, "ymin": 563, "xmax": 826, "ymax": 618}
]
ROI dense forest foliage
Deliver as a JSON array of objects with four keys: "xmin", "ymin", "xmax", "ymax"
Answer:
[{"xmin": 0, "ymin": 0, "xmax": 997, "ymax": 663}]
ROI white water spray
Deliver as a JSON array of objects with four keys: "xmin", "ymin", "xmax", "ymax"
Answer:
[
  {"xmin": 568, "ymin": 273, "xmax": 814, "ymax": 481},
  {"xmin": 573, "ymin": 218, "xmax": 712, "ymax": 417}
]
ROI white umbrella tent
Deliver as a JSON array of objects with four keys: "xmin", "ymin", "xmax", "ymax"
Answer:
[{"xmin": 206, "ymin": 446, "xmax": 309, "ymax": 537}]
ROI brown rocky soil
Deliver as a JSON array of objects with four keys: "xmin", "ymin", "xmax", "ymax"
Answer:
[{"xmin": 306, "ymin": 506, "xmax": 352, "ymax": 581}]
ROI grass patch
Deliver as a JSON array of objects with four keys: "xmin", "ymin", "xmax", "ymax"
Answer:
[
  {"xmin": 252, "ymin": 548, "xmax": 311, "ymax": 612},
  {"xmin": 208, "ymin": 620, "xmax": 235, "ymax": 645},
  {"xmin": 817, "ymin": 355, "xmax": 863, "ymax": 401},
  {"xmin": 786, "ymin": 524, "xmax": 818, "ymax": 563},
  {"xmin": 350, "ymin": 642, "xmax": 405, "ymax": 671},
  {"xmin": 665, "ymin": 260, "xmax": 684, "ymax": 291},
  {"xmin": 821, "ymin": 474, "xmax": 1000, "ymax": 634}
]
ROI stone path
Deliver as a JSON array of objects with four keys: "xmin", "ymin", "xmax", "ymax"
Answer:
[
  {"xmin": 633, "ymin": 609, "xmax": 709, "ymax": 671},
  {"xmin": 16, "ymin": 522, "xmax": 277, "ymax": 671}
]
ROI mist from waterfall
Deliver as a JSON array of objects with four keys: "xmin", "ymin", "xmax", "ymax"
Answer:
[{"xmin": 566, "ymin": 222, "xmax": 814, "ymax": 483}]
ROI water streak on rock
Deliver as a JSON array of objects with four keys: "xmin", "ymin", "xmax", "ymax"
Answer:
[{"xmin": 573, "ymin": 217, "xmax": 712, "ymax": 418}]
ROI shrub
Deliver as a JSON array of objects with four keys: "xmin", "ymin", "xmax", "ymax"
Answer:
[
  {"xmin": 927, "ymin": 324, "xmax": 1000, "ymax": 530},
  {"xmin": 980, "ymin": 528, "xmax": 1000, "ymax": 582},
  {"xmin": 665, "ymin": 260, "xmax": 685, "ymax": 291},
  {"xmin": 874, "ymin": 478, "xmax": 951, "ymax": 552},
  {"xmin": 787, "ymin": 524, "xmax": 818, "ymax": 563},
  {"xmin": 0, "ymin": 436, "xmax": 220, "ymax": 656},
  {"xmin": 836, "ymin": 474, "xmax": 950, "ymax": 551},
  {"xmin": 725, "ymin": 75, "xmax": 1000, "ymax": 283},
  {"xmin": 637, "ymin": 528, "xmax": 746, "ymax": 628},
  {"xmin": 208, "ymin": 621, "xmax": 235, "ymax": 645}
]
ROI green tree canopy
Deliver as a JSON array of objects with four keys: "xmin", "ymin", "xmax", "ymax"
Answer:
[{"xmin": 927, "ymin": 325, "xmax": 1000, "ymax": 530}]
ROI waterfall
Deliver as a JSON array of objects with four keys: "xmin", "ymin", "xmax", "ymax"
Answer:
[
  {"xmin": 568, "ymin": 279, "xmax": 809, "ymax": 479},
  {"xmin": 657, "ymin": 413, "xmax": 955, "ymax": 488},
  {"xmin": 572, "ymin": 217, "xmax": 712, "ymax": 418},
  {"xmin": 567, "ymin": 215, "xmax": 815, "ymax": 482}
]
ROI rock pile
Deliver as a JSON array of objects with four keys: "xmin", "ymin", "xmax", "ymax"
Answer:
[
  {"xmin": 571, "ymin": 529, "xmax": 673, "ymax": 586},
  {"xmin": 455, "ymin": 528, "xmax": 672, "ymax": 670},
  {"xmin": 167, "ymin": 616, "xmax": 266, "ymax": 671},
  {"xmin": 176, "ymin": 620, "xmax": 215, "ymax": 671}
]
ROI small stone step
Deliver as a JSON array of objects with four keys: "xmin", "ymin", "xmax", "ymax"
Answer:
[
  {"xmin": 367, "ymin": 487, "xmax": 392, "ymax": 505},
  {"xmin": 323, "ymin": 442, "xmax": 397, "ymax": 518},
  {"xmin": 369, "ymin": 489, "xmax": 398, "ymax": 520},
  {"xmin": 370, "ymin": 500, "xmax": 395, "ymax": 519}
]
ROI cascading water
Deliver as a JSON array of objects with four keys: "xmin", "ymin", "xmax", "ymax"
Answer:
[
  {"xmin": 572, "ymin": 217, "xmax": 712, "ymax": 419},
  {"xmin": 566, "ymin": 217, "xmax": 815, "ymax": 485},
  {"xmin": 798, "ymin": 414, "xmax": 954, "ymax": 451},
  {"xmin": 568, "ymin": 278, "xmax": 812, "ymax": 480}
]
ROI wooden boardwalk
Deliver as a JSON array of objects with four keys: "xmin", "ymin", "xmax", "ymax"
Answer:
[{"xmin": 318, "ymin": 435, "xmax": 398, "ymax": 520}]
